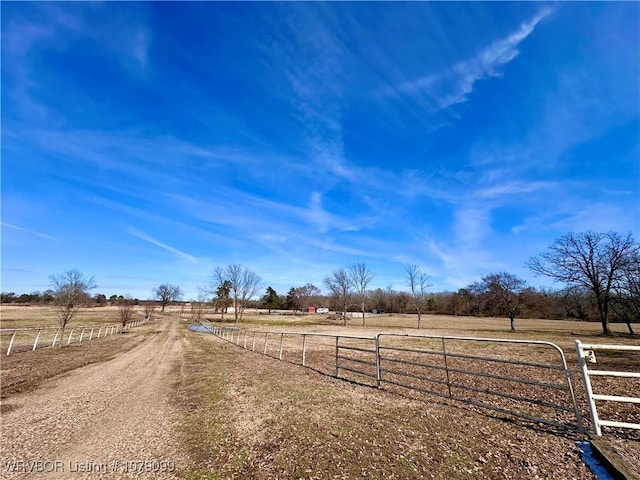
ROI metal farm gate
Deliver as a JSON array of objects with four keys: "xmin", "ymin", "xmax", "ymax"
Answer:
[
  {"xmin": 376, "ymin": 334, "xmax": 584, "ymax": 433},
  {"xmin": 204, "ymin": 325, "xmax": 589, "ymax": 432}
]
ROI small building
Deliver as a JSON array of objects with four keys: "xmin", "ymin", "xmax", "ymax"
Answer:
[{"xmin": 307, "ymin": 306, "xmax": 316, "ymax": 314}]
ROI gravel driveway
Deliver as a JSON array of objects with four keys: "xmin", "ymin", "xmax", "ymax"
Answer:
[{"xmin": 1, "ymin": 318, "xmax": 186, "ymax": 479}]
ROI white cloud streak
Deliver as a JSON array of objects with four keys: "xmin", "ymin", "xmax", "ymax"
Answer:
[
  {"xmin": 392, "ymin": 7, "xmax": 553, "ymax": 112},
  {"xmin": 1, "ymin": 222, "xmax": 59, "ymax": 241},
  {"xmin": 128, "ymin": 229, "xmax": 198, "ymax": 264}
]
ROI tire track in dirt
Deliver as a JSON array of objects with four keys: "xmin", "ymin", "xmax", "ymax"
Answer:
[{"xmin": 1, "ymin": 318, "xmax": 186, "ymax": 479}]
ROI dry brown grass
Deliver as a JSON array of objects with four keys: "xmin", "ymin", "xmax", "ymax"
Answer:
[{"xmin": 0, "ymin": 305, "xmax": 147, "ymax": 329}]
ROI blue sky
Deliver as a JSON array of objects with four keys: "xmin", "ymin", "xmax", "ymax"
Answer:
[{"xmin": 2, "ymin": 2, "xmax": 639, "ymax": 300}]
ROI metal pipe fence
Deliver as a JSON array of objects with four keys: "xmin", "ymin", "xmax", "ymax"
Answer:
[
  {"xmin": 1, "ymin": 318, "xmax": 149, "ymax": 356},
  {"xmin": 575, "ymin": 340, "xmax": 640, "ymax": 436},
  {"xmin": 377, "ymin": 334, "xmax": 584, "ymax": 433},
  {"xmin": 200, "ymin": 323, "xmax": 585, "ymax": 432},
  {"xmin": 205, "ymin": 324, "xmax": 377, "ymax": 385}
]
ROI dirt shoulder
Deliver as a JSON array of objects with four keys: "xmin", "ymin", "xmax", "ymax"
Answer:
[{"xmin": 1, "ymin": 318, "xmax": 186, "ymax": 479}]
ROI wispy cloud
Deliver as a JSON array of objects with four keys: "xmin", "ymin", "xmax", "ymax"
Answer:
[
  {"xmin": 390, "ymin": 7, "xmax": 553, "ymax": 112},
  {"xmin": 128, "ymin": 229, "xmax": 198, "ymax": 264},
  {"xmin": 1, "ymin": 222, "xmax": 59, "ymax": 241},
  {"xmin": 476, "ymin": 180, "xmax": 556, "ymax": 199}
]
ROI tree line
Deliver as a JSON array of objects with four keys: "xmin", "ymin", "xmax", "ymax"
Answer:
[
  {"xmin": 3, "ymin": 231, "xmax": 638, "ymax": 335},
  {"xmin": 184, "ymin": 231, "xmax": 640, "ymax": 335}
]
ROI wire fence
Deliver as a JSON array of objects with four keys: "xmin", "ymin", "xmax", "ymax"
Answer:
[{"xmin": 1, "ymin": 317, "xmax": 149, "ymax": 356}]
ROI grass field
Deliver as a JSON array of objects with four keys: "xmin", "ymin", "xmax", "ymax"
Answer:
[{"xmin": 0, "ymin": 305, "xmax": 147, "ymax": 329}]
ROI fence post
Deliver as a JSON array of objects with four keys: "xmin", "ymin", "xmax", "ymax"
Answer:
[
  {"xmin": 252, "ymin": 332, "xmax": 257, "ymax": 351},
  {"xmin": 79, "ymin": 328, "xmax": 86, "ymax": 343},
  {"xmin": 51, "ymin": 329, "xmax": 60, "ymax": 348},
  {"xmin": 279, "ymin": 333, "xmax": 284, "ymax": 360},
  {"xmin": 576, "ymin": 340, "xmax": 601, "ymax": 435},
  {"xmin": 67, "ymin": 328, "xmax": 74, "ymax": 346},
  {"xmin": 97, "ymin": 327, "xmax": 102, "ymax": 339},
  {"xmin": 244, "ymin": 331, "xmax": 248, "ymax": 349},
  {"xmin": 264, "ymin": 333, "xmax": 268, "ymax": 355},
  {"xmin": 302, "ymin": 334, "xmax": 307, "ymax": 367},
  {"xmin": 375, "ymin": 334, "xmax": 381, "ymax": 388},
  {"xmin": 442, "ymin": 337, "xmax": 452, "ymax": 398},
  {"xmin": 89, "ymin": 328, "xmax": 94, "ymax": 341},
  {"xmin": 7, "ymin": 330, "xmax": 17, "ymax": 355},
  {"xmin": 335, "ymin": 336, "xmax": 339, "ymax": 377},
  {"xmin": 33, "ymin": 329, "xmax": 42, "ymax": 351}
]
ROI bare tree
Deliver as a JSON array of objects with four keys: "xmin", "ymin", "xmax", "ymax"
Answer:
[
  {"xmin": 284, "ymin": 284, "xmax": 321, "ymax": 312},
  {"xmin": 153, "ymin": 283, "xmax": 183, "ymax": 312},
  {"xmin": 49, "ymin": 270, "xmax": 96, "ymax": 343},
  {"xmin": 119, "ymin": 295, "xmax": 134, "ymax": 328},
  {"xmin": 211, "ymin": 265, "xmax": 262, "ymax": 322},
  {"xmin": 560, "ymin": 286, "xmax": 596, "ymax": 321},
  {"xmin": 324, "ymin": 269, "xmax": 353, "ymax": 326},
  {"xmin": 405, "ymin": 264, "xmax": 431, "ymax": 329},
  {"xmin": 190, "ymin": 295, "xmax": 208, "ymax": 323},
  {"xmin": 298, "ymin": 283, "xmax": 322, "ymax": 310},
  {"xmin": 528, "ymin": 231, "xmax": 639, "ymax": 334},
  {"xmin": 481, "ymin": 272, "xmax": 527, "ymax": 331},
  {"xmin": 143, "ymin": 302, "xmax": 156, "ymax": 321},
  {"xmin": 350, "ymin": 262, "xmax": 375, "ymax": 327},
  {"xmin": 610, "ymin": 252, "xmax": 640, "ymax": 335}
]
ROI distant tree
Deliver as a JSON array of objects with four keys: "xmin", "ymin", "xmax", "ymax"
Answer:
[
  {"xmin": 1, "ymin": 292, "xmax": 17, "ymax": 303},
  {"xmin": 17, "ymin": 293, "xmax": 34, "ymax": 303},
  {"xmin": 610, "ymin": 253, "xmax": 640, "ymax": 335},
  {"xmin": 42, "ymin": 289, "xmax": 55, "ymax": 304},
  {"xmin": 481, "ymin": 272, "xmax": 527, "ymax": 331},
  {"xmin": 426, "ymin": 294, "xmax": 437, "ymax": 312},
  {"xmin": 405, "ymin": 264, "xmax": 431, "ymax": 328},
  {"xmin": 297, "ymin": 283, "xmax": 322, "ymax": 309},
  {"xmin": 212, "ymin": 280, "xmax": 232, "ymax": 320},
  {"xmin": 350, "ymin": 262, "xmax": 375, "ymax": 327},
  {"xmin": 369, "ymin": 288, "xmax": 387, "ymax": 313},
  {"xmin": 395, "ymin": 290, "xmax": 413, "ymax": 314},
  {"xmin": 153, "ymin": 283, "xmax": 183, "ymax": 312},
  {"xmin": 284, "ymin": 287, "xmax": 301, "ymax": 311},
  {"xmin": 559, "ymin": 286, "xmax": 596, "ymax": 321},
  {"xmin": 50, "ymin": 270, "xmax": 97, "ymax": 340},
  {"xmin": 94, "ymin": 293, "xmax": 107, "ymax": 306},
  {"xmin": 528, "ymin": 231, "xmax": 640, "ymax": 334},
  {"xmin": 119, "ymin": 295, "xmax": 134, "ymax": 328},
  {"xmin": 143, "ymin": 302, "xmax": 156, "ymax": 321},
  {"xmin": 324, "ymin": 269, "xmax": 353, "ymax": 325},
  {"xmin": 211, "ymin": 265, "xmax": 262, "ymax": 322},
  {"xmin": 467, "ymin": 281, "xmax": 488, "ymax": 316},
  {"xmin": 261, "ymin": 286, "xmax": 282, "ymax": 313},
  {"xmin": 190, "ymin": 295, "xmax": 208, "ymax": 322}
]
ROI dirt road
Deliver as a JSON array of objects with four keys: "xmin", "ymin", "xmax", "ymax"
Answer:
[{"xmin": 1, "ymin": 318, "xmax": 185, "ymax": 479}]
